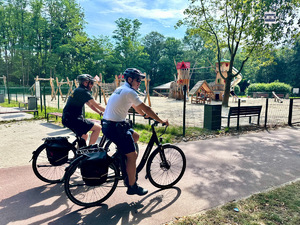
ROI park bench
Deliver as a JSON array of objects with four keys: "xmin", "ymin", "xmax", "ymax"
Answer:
[
  {"xmin": 47, "ymin": 112, "xmax": 102, "ymax": 125},
  {"xmin": 0, "ymin": 109, "xmax": 38, "ymax": 116},
  {"xmin": 47, "ymin": 112, "xmax": 62, "ymax": 122},
  {"xmin": 128, "ymin": 107, "xmax": 152, "ymax": 125},
  {"xmin": 222, "ymin": 105, "xmax": 262, "ymax": 127}
]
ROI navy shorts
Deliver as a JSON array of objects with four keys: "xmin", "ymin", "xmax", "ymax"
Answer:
[
  {"xmin": 101, "ymin": 120, "xmax": 135, "ymax": 155},
  {"xmin": 62, "ymin": 115, "xmax": 94, "ymax": 137}
]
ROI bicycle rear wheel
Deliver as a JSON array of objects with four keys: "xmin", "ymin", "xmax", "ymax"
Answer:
[
  {"xmin": 146, "ymin": 145, "xmax": 186, "ymax": 189},
  {"xmin": 32, "ymin": 144, "xmax": 76, "ymax": 183},
  {"xmin": 64, "ymin": 158, "xmax": 119, "ymax": 207}
]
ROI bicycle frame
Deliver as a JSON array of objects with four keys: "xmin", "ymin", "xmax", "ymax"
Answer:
[
  {"xmin": 136, "ymin": 121, "xmax": 165, "ymax": 174},
  {"xmin": 113, "ymin": 121, "xmax": 168, "ymax": 179}
]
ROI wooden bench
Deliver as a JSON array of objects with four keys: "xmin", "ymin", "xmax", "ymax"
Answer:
[
  {"xmin": 128, "ymin": 107, "xmax": 152, "ymax": 125},
  {"xmin": 47, "ymin": 112, "xmax": 102, "ymax": 124},
  {"xmin": 47, "ymin": 112, "xmax": 62, "ymax": 122},
  {"xmin": 222, "ymin": 105, "xmax": 262, "ymax": 127},
  {"xmin": 0, "ymin": 110, "xmax": 38, "ymax": 116}
]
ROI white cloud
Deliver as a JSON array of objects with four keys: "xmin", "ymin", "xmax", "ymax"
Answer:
[
  {"xmin": 78, "ymin": 0, "xmax": 188, "ymax": 38},
  {"xmin": 97, "ymin": 0, "xmax": 187, "ymax": 20}
]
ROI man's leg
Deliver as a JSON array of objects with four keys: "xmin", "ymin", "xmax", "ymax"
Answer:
[
  {"xmin": 126, "ymin": 151, "xmax": 138, "ymax": 186},
  {"xmin": 88, "ymin": 123, "xmax": 101, "ymax": 145},
  {"xmin": 132, "ymin": 131, "xmax": 139, "ymax": 143},
  {"xmin": 125, "ymin": 131, "xmax": 147, "ymax": 196},
  {"xmin": 81, "ymin": 133, "xmax": 88, "ymax": 141}
]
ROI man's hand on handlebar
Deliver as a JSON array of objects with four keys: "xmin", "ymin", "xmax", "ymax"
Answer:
[{"xmin": 161, "ymin": 119, "xmax": 169, "ymax": 126}]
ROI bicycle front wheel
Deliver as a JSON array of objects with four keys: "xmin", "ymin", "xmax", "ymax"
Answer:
[
  {"xmin": 64, "ymin": 158, "xmax": 120, "ymax": 207},
  {"xmin": 146, "ymin": 145, "xmax": 186, "ymax": 189},
  {"xmin": 32, "ymin": 144, "xmax": 76, "ymax": 183}
]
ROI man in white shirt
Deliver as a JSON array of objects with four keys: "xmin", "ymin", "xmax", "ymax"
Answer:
[{"xmin": 102, "ymin": 68, "xmax": 169, "ymax": 195}]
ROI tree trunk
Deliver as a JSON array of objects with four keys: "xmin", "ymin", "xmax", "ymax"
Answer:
[{"xmin": 222, "ymin": 73, "xmax": 233, "ymax": 107}]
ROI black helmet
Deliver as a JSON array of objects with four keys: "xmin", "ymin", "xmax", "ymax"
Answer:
[
  {"xmin": 124, "ymin": 68, "xmax": 145, "ymax": 81},
  {"xmin": 77, "ymin": 74, "xmax": 95, "ymax": 84}
]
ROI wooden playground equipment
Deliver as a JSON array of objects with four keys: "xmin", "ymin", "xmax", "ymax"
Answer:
[
  {"xmin": 30, "ymin": 76, "xmax": 56, "ymax": 100},
  {"xmin": 189, "ymin": 80, "xmax": 214, "ymax": 104},
  {"xmin": 55, "ymin": 77, "xmax": 73, "ymax": 102},
  {"xmin": 29, "ymin": 72, "xmax": 152, "ymax": 106},
  {"xmin": 30, "ymin": 76, "xmax": 73, "ymax": 102},
  {"xmin": 189, "ymin": 59, "xmax": 242, "ymax": 104},
  {"xmin": 95, "ymin": 73, "xmax": 152, "ymax": 106},
  {"xmin": 169, "ymin": 61, "xmax": 191, "ymax": 100},
  {"xmin": 272, "ymin": 91, "xmax": 284, "ymax": 103},
  {"xmin": 0, "ymin": 75, "xmax": 7, "ymax": 85}
]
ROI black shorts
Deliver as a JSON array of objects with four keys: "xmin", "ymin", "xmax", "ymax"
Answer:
[
  {"xmin": 62, "ymin": 115, "xmax": 94, "ymax": 137},
  {"xmin": 101, "ymin": 119, "xmax": 135, "ymax": 155}
]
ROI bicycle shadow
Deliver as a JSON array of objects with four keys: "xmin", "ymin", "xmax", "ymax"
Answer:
[
  {"xmin": 49, "ymin": 187, "xmax": 182, "ymax": 225},
  {"xmin": 0, "ymin": 183, "xmax": 75, "ymax": 225}
]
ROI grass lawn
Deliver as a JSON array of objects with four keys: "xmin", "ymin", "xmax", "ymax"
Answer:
[{"xmin": 171, "ymin": 180, "xmax": 300, "ymax": 225}]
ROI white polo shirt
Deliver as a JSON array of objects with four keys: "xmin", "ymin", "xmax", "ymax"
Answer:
[{"xmin": 103, "ymin": 82, "xmax": 143, "ymax": 121}]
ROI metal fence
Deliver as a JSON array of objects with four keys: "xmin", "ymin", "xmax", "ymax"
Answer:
[{"xmin": 1, "ymin": 86, "xmax": 300, "ymax": 132}]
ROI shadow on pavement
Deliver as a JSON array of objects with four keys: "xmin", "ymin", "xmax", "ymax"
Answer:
[
  {"xmin": 0, "ymin": 183, "xmax": 73, "ymax": 225},
  {"xmin": 0, "ymin": 180, "xmax": 181, "ymax": 225}
]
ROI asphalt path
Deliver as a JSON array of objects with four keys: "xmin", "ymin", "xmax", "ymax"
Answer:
[{"xmin": 1, "ymin": 121, "xmax": 300, "ymax": 225}]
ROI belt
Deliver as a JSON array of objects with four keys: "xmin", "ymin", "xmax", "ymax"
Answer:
[{"xmin": 102, "ymin": 119, "xmax": 125, "ymax": 125}]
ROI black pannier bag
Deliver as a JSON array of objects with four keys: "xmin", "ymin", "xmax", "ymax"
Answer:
[
  {"xmin": 45, "ymin": 137, "xmax": 72, "ymax": 166},
  {"xmin": 80, "ymin": 151, "xmax": 110, "ymax": 186}
]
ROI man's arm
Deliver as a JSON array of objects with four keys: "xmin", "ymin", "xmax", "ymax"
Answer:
[
  {"xmin": 133, "ymin": 103, "xmax": 169, "ymax": 126},
  {"xmin": 86, "ymin": 99, "xmax": 105, "ymax": 115}
]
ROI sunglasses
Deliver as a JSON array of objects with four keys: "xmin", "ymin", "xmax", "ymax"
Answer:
[{"xmin": 135, "ymin": 78, "xmax": 142, "ymax": 83}]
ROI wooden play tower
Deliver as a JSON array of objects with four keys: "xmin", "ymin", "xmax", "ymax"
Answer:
[{"xmin": 174, "ymin": 61, "xmax": 191, "ymax": 100}]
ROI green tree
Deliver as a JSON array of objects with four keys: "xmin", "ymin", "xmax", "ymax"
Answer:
[
  {"xmin": 143, "ymin": 31, "xmax": 165, "ymax": 87},
  {"xmin": 156, "ymin": 37, "xmax": 183, "ymax": 87},
  {"xmin": 182, "ymin": 29, "xmax": 216, "ymax": 87},
  {"xmin": 112, "ymin": 18, "xmax": 149, "ymax": 72},
  {"xmin": 177, "ymin": 0, "xmax": 300, "ymax": 106}
]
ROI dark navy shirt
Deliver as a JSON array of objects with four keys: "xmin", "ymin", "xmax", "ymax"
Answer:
[{"xmin": 63, "ymin": 85, "xmax": 93, "ymax": 118}]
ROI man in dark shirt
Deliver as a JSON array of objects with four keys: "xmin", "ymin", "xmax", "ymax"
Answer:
[{"xmin": 62, "ymin": 74, "xmax": 105, "ymax": 145}]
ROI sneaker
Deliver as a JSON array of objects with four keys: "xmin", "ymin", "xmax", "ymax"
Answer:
[{"xmin": 126, "ymin": 183, "xmax": 148, "ymax": 196}]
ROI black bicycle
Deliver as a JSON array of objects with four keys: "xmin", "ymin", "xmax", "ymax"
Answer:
[
  {"xmin": 31, "ymin": 133, "xmax": 111, "ymax": 184},
  {"xmin": 64, "ymin": 120, "xmax": 186, "ymax": 207}
]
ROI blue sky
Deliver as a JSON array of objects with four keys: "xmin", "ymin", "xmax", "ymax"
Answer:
[{"xmin": 78, "ymin": 0, "xmax": 189, "ymax": 40}]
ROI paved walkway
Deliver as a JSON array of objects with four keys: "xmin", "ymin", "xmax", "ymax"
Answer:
[{"xmin": 0, "ymin": 121, "xmax": 300, "ymax": 225}]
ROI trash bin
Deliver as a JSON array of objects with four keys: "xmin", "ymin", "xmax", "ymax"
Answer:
[
  {"xmin": 0, "ymin": 94, "xmax": 4, "ymax": 103},
  {"xmin": 28, "ymin": 96, "xmax": 37, "ymax": 110},
  {"xmin": 204, "ymin": 104, "xmax": 222, "ymax": 130}
]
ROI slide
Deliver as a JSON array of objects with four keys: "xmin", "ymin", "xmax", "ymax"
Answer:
[
  {"xmin": 230, "ymin": 67, "xmax": 242, "ymax": 101},
  {"xmin": 231, "ymin": 67, "xmax": 242, "ymax": 89}
]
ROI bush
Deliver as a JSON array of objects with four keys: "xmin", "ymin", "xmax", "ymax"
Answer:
[{"xmin": 246, "ymin": 81, "xmax": 292, "ymax": 95}]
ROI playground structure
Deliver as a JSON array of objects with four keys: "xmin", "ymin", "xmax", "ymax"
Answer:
[
  {"xmin": 189, "ymin": 80, "xmax": 214, "ymax": 104},
  {"xmin": 272, "ymin": 91, "xmax": 283, "ymax": 103},
  {"xmin": 210, "ymin": 59, "xmax": 242, "ymax": 101},
  {"xmin": 30, "ymin": 76, "xmax": 56, "ymax": 100},
  {"xmin": 95, "ymin": 73, "xmax": 152, "ymax": 106},
  {"xmin": 169, "ymin": 61, "xmax": 191, "ymax": 100},
  {"xmin": 55, "ymin": 77, "xmax": 74, "ymax": 102},
  {"xmin": 189, "ymin": 59, "xmax": 242, "ymax": 104}
]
